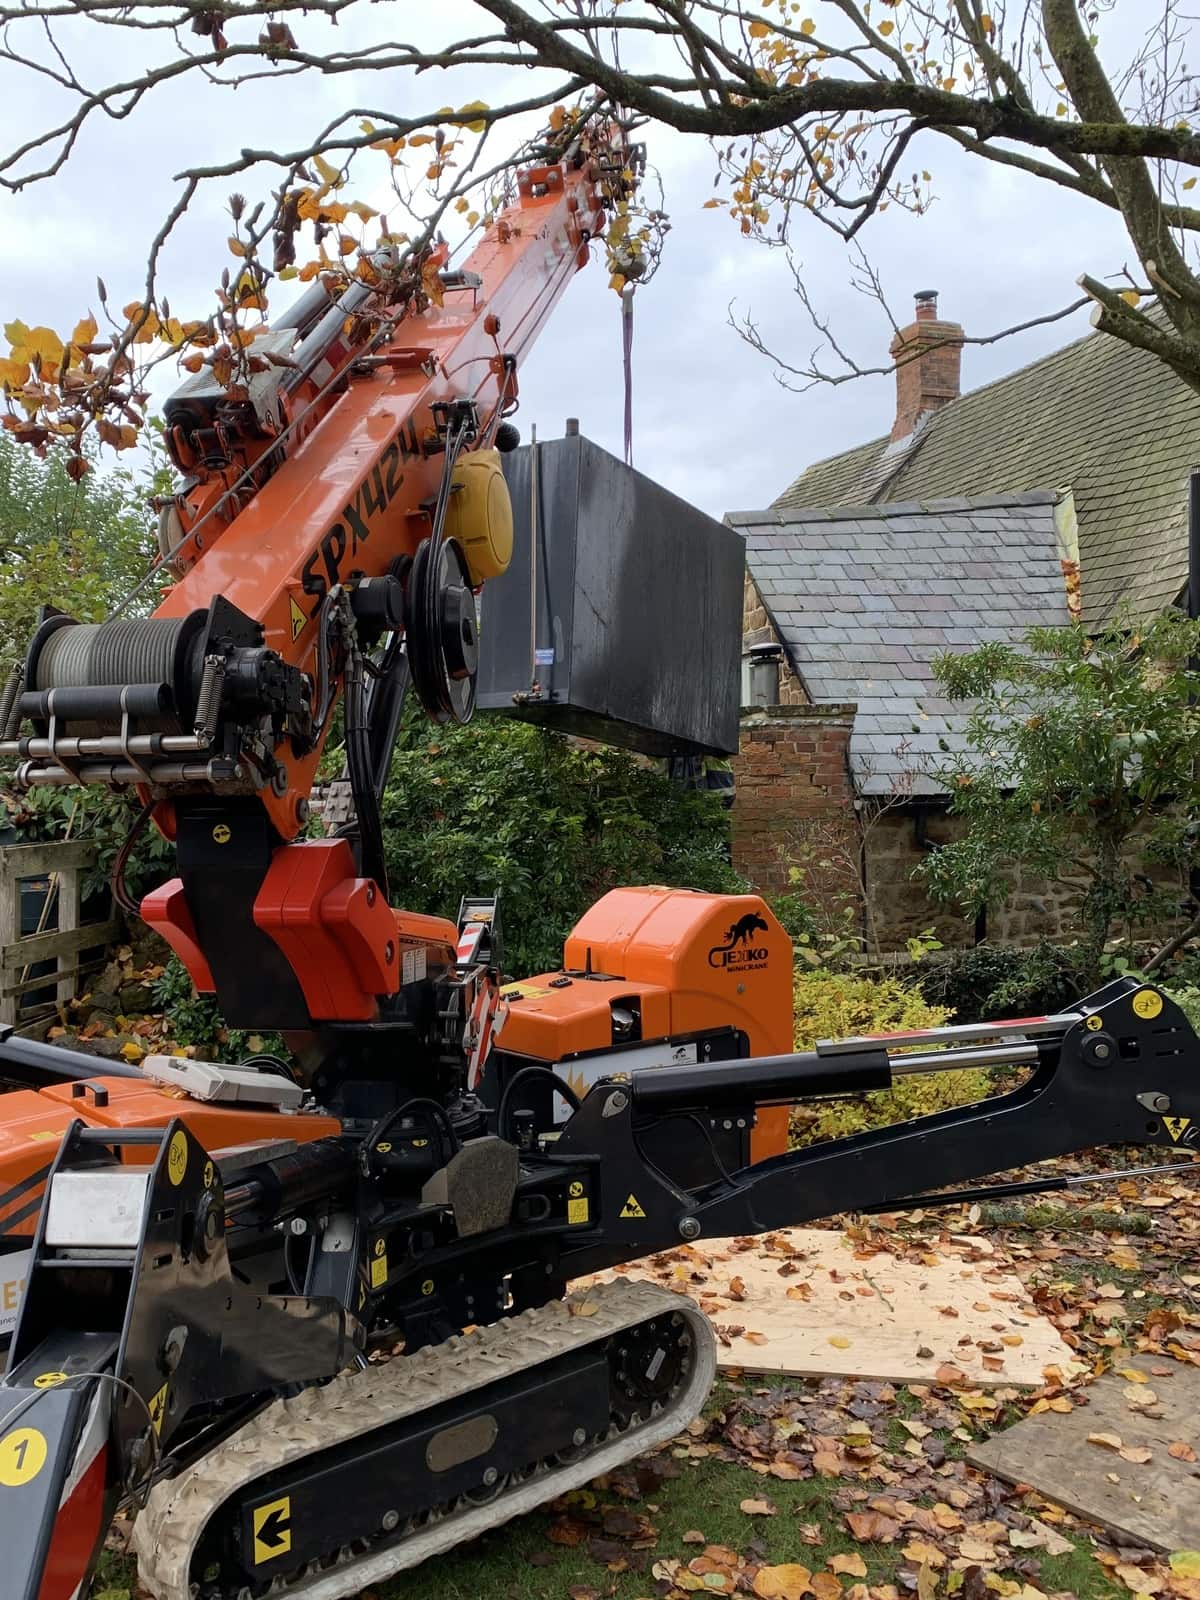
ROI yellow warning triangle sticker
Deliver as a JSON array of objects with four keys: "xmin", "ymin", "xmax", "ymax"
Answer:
[
  {"xmin": 1164, "ymin": 1115, "xmax": 1191, "ymax": 1143},
  {"xmin": 619, "ymin": 1193, "xmax": 646, "ymax": 1220},
  {"xmin": 289, "ymin": 595, "xmax": 308, "ymax": 641},
  {"xmin": 148, "ymin": 1383, "xmax": 167, "ymax": 1435}
]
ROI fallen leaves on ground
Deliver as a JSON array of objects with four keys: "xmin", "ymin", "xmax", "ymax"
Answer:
[{"xmin": 533, "ymin": 1161, "xmax": 1200, "ymax": 1600}]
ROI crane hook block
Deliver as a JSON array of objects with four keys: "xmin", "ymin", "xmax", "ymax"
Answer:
[{"xmin": 444, "ymin": 449, "xmax": 514, "ymax": 585}]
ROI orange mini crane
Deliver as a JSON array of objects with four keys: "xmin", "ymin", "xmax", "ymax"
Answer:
[{"xmin": 0, "ymin": 114, "xmax": 1195, "ymax": 1600}]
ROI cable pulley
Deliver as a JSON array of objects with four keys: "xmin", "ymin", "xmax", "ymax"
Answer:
[{"xmin": 405, "ymin": 536, "xmax": 478, "ymax": 725}]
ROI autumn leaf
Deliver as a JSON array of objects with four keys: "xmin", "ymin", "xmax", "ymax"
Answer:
[
  {"xmin": 455, "ymin": 99, "xmax": 490, "ymax": 132},
  {"xmin": 20, "ymin": 326, "xmax": 64, "ymax": 365},
  {"xmin": 729, "ymin": 1276, "xmax": 746, "ymax": 1301},
  {"xmin": 935, "ymin": 1363, "xmax": 966, "ymax": 1384},
  {"xmin": 903, "ymin": 1541, "xmax": 946, "ymax": 1570},
  {"xmin": 829, "ymin": 1555, "xmax": 867, "ymax": 1579},
  {"xmin": 1119, "ymin": 1445, "xmax": 1153, "ymax": 1464},
  {"xmin": 740, "ymin": 1498, "xmax": 778, "ymax": 1517},
  {"xmin": 800, "ymin": 17, "xmax": 815, "ymax": 36},
  {"xmin": 828, "ymin": 1335, "xmax": 851, "ymax": 1349},
  {"xmin": 810, "ymin": 1576, "xmax": 841, "ymax": 1600},
  {"xmin": 752, "ymin": 1564, "xmax": 812, "ymax": 1600},
  {"xmin": 1115, "ymin": 1563, "xmax": 1163, "ymax": 1595},
  {"xmin": 1169, "ymin": 1441, "xmax": 1198, "ymax": 1462},
  {"xmin": 748, "ymin": 20, "xmax": 769, "ymax": 37},
  {"xmin": 1087, "ymin": 1432, "xmax": 1123, "ymax": 1451},
  {"xmin": 1172, "ymin": 1554, "xmax": 1200, "ymax": 1580},
  {"xmin": 311, "ymin": 152, "xmax": 343, "ymax": 188},
  {"xmin": 845, "ymin": 1510, "xmax": 899, "ymax": 1542}
]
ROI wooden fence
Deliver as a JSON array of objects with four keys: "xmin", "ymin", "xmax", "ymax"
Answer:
[{"xmin": 0, "ymin": 841, "xmax": 120, "ymax": 1028}]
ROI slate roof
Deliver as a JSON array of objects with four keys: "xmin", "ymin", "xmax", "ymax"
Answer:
[
  {"xmin": 774, "ymin": 322, "xmax": 1200, "ymax": 630},
  {"xmin": 731, "ymin": 492, "xmax": 1070, "ymax": 796}
]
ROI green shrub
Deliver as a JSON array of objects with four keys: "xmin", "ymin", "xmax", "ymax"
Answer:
[
  {"xmin": 790, "ymin": 971, "xmax": 991, "ymax": 1145},
  {"xmin": 1164, "ymin": 983, "xmax": 1200, "ymax": 1038},
  {"xmin": 916, "ymin": 941, "xmax": 1088, "ymax": 1024},
  {"xmin": 5, "ymin": 785, "xmax": 175, "ymax": 904},
  {"xmin": 151, "ymin": 954, "xmax": 288, "ymax": 1064},
  {"xmin": 767, "ymin": 886, "xmax": 818, "ymax": 945},
  {"xmin": 380, "ymin": 713, "xmax": 745, "ymax": 976}
]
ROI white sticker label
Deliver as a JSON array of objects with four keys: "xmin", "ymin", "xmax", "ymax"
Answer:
[
  {"xmin": 401, "ymin": 946, "xmax": 427, "ymax": 986},
  {"xmin": 551, "ymin": 1042, "xmax": 699, "ymax": 1124},
  {"xmin": 0, "ymin": 1249, "xmax": 31, "ymax": 1337}
]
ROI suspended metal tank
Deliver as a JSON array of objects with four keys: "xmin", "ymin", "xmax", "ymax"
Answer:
[{"xmin": 476, "ymin": 432, "xmax": 744, "ymax": 756}]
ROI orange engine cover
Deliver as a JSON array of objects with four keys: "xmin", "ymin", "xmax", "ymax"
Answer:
[{"xmin": 494, "ymin": 887, "xmax": 793, "ymax": 1160}]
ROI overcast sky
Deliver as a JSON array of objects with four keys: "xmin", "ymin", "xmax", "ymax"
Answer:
[{"xmin": 0, "ymin": 2, "xmax": 1138, "ymax": 520}]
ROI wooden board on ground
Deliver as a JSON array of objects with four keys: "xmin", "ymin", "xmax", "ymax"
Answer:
[
  {"xmin": 968, "ymin": 1353, "xmax": 1200, "ymax": 1552},
  {"xmin": 579, "ymin": 1228, "xmax": 1075, "ymax": 1387}
]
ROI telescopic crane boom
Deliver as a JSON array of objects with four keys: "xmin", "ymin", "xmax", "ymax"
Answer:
[{"xmin": 0, "ymin": 116, "xmax": 1195, "ymax": 1600}]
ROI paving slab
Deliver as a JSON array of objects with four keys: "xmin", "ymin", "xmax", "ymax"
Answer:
[
  {"xmin": 579, "ymin": 1228, "xmax": 1075, "ymax": 1387},
  {"xmin": 968, "ymin": 1353, "xmax": 1200, "ymax": 1551}
]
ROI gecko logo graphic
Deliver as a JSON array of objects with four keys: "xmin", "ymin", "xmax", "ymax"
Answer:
[
  {"xmin": 707, "ymin": 912, "xmax": 771, "ymax": 971},
  {"xmin": 300, "ymin": 418, "xmax": 422, "ymax": 606}
]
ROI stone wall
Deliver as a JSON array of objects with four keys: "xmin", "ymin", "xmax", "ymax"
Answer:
[{"xmin": 734, "ymin": 608, "xmax": 1189, "ymax": 955}]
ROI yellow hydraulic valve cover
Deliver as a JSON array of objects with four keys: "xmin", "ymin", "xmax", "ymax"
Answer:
[{"xmin": 446, "ymin": 448, "xmax": 514, "ymax": 584}]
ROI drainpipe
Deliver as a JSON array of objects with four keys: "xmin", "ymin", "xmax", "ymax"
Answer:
[{"xmin": 1189, "ymin": 469, "xmax": 1200, "ymax": 912}]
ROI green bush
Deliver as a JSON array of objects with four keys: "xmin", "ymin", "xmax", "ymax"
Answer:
[
  {"xmin": 151, "ymin": 954, "xmax": 288, "ymax": 1063},
  {"xmin": 380, "ymin": 712, "xmax": 745, "ymax": 977},
  {"xmin": 1164, "ymin": 983, "xmax": 1200, "ymax": 1038},
  {"xmin": 790, "ymin": 971, "xmax": 991, "ymax": 1145},
  {"xmin": 916, "ymin": 941, "xmax": 1088, "ymax": 1024},
  {"xmin": 5, "ymin": 785, "xmax": 175, "ymax": 904}
]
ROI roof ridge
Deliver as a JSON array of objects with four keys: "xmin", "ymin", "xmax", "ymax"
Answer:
[
  {"xmin": 773, "ymin": 317, "xmax": 1113, "ymax": 509},
  {"xmin": 750, "ymin": 487, "xmax": 1062, "ymax": 524}
]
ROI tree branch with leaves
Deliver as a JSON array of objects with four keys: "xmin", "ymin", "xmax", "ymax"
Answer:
[
  {"xmin": 3, "ymin": 1, "xmax": 1200, "ymax": 466},
  {"xmin": 917, "ymin": 610, "xmax": 1200, "ymax": 982}
]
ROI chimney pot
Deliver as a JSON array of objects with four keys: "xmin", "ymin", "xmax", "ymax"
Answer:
[{"xmin": 888, "ymin": 291, "xmax": 963, "ymax": 441}]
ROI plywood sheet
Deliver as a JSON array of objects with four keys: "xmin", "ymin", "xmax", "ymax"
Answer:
[
  {"xmin": 969, "ymin": 1353, "xmax": 1200, "ymax": 1551},
  {"xmin": 579, "ymin": 1228, "xmax": 1075, "ymax": 1387}
]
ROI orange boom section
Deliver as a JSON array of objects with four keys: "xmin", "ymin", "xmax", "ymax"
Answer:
[
  {"xmin": 494, "ymin": 888, "xmax": 793, "ymax": 1162},
  {"xmin": 0, "ymin": 1078, "xmax": 339, "ymax": 1241},
  {"xmin": 154, "ymin": 141, "xmax": 627, "ymax": 843}
]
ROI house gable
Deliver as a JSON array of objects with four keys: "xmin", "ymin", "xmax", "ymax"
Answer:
[
  {"xmin": 774, "ymin": 321, "xmax": 1200, "ymax": 630},
  {"xmin": 732, "ymin": 492, "xmax": 1070, "ymax": 796}
]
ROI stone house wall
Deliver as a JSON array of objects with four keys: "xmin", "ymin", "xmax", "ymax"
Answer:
[{"xmin": 734, "ymin": 580, "xmax": 1190, "ymax": 954}]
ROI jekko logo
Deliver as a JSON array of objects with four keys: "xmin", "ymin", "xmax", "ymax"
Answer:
[{"xmin": 708, "ymin": 912, "xmax": 770, "ymax": 971}]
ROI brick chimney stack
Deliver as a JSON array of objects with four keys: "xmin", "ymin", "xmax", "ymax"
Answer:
[{"xmin": 888, "ymin": 290, "xmax": 963, "ymax": 441}]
